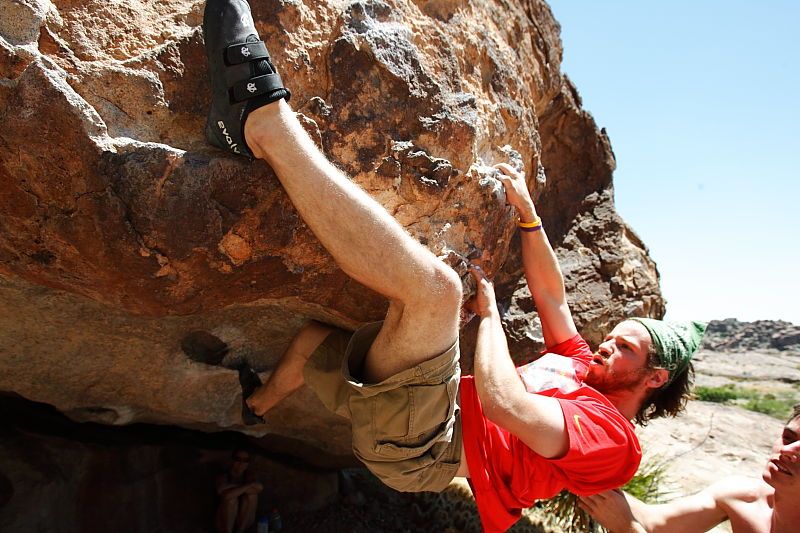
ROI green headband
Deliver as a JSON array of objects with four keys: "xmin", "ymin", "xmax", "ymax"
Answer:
[{"xmin": 629, "ymin": 318, "xmax": 708, "ymax": 384}]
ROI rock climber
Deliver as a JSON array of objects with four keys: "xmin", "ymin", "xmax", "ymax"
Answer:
[{"xmin": 203, "ymin": 1, "xmax": 706, "ymax": 530}]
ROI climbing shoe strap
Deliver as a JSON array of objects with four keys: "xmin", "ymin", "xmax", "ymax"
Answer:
[
  {"xmin": 224, "ymin": 41, "xmax": 270, "ymax": 65},
  {"xmin": 230, "ymin": 73, "xmax": 287, "ymax": 103}
]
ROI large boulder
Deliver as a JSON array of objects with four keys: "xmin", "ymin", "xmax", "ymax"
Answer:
[{"xmin": 0, "ymin": 0, "xmax": 663, "ymax": 459}]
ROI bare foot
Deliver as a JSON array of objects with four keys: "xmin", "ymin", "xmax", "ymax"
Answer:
[
  {"xmin": 242, "ymin": 321, "xmax": 334, "ymax": 418},
  {"xmin": 237, "ymin": 363, "xmax": 265, "ymax": 425},
  {"xmin": 245, "ymin": 384, "xmax": 274, "ymax": 417}
]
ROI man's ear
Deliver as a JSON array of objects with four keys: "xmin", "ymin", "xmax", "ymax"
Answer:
[{"xmin": 646, "ymin": 368, "xmax": 669, "ymax": 390}]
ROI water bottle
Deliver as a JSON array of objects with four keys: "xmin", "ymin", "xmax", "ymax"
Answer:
[
  {"xmin": 269, "ymin": 508, "xmax": 282, "ymax": 532},
  {"xmin": 256, "ymin": 515, "xmax": 269, "ymax": 533}
]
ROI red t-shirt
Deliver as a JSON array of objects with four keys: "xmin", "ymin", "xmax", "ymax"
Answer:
[{"xmin": 460, "ymin": 334, "xmax": 641, "ymax": 533}]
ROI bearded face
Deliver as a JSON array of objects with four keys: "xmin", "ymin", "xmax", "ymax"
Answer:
[
  {"xmin": 585, "ymin": 321, "xmax": 653, "ymax": 394},
  {"xmin": 585, "ymin": 359, "xmax": 649, "ymax": 394}
]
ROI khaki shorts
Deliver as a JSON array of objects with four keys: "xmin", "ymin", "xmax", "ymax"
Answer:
[{"xmin": 303, "ymin": 322, "xmax": 462, "ymax": 493}]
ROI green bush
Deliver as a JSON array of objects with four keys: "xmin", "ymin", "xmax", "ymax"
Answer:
[
  {"xmin": 621, "ymin": 460, "xmax": 667, "ymax": 503},
  {"xmin": 743, "ymin": 395, "xmax": 796, "ymax": 420},
  {"xmin": 694, "ymin": 384, "xmax": 741, "ymax": 403},
  {"xmin": 695, "ymin": 385, "xmax": 796, "ymax": 420}
]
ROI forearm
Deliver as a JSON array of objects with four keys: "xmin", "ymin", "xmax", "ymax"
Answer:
[
  {"xmin": 599, "ymin": 516, "xmax": 648, "ymax": 533},
  {"xmin": 613, "ymin": 521, "xmax": 648, "ymax": 533},
  {"xmin": 516, "ymin": 203, "xmax": 576, "ymax": 344},
  {"xmin": 243, "ymin": 483, "xmax": 263, "ymax": 495},
  {"xmin": 219, "ymin": 485, "xmax": 251, "ymax": 500},
  {"xmin": 620, "ymin": 497, "xmax": 654, "ymax": 533},
  {"xmin": 473, "ymin": 310, "xmax": 525, "ymax": 420},
  {"xmin": 621, "ymin": 492, "xmax": 681, "ymax": 533},
  {"xmin": 582, "ymin": 487, "xmax": 729, "ymax": 533},
  {"xmin": 473, "ymin": 309, "xmax": 568, "ymax": 457},
  {"xmin": 517, "ymin": 202, "xmax": 567, "ymax": 308},
  {"xmin": 468, "ymin": 262, "xmax": 568, "ymax": 457},
  {"xmin": 622, "ymin": 493, "xmax": 723, "ymax": 533}
]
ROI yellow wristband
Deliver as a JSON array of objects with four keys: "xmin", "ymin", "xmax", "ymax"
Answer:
[{"xmin": 517, "ymin": 218, "xmax": 541, "ymax": 229}]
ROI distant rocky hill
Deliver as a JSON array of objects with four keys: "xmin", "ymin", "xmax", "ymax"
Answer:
[{"xmin": 703, "ymin": 318, "xmax": 800, "ymax": 352}]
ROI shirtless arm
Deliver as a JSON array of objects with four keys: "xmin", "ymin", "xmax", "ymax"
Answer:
[
  {"xmin": 496, "ymin": 164, "xmax": 577, "ymax": 347},
  {"xmin": 578, "ymin": 479, "xmax": 751, "ymax": 533},
  {"xmin": 470, "ymin": 266, "xmax": 568, "ymax": 459}
]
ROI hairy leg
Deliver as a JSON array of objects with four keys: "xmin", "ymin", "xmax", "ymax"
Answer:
[
  {"xmin": 234, "ymin": 493, "xmax": 258, "ymax": 533},
  {"xmin": 245, "ymin": 101, "xmax": 461, "ymax": 381},
  {"xmin": 246, "ymin": 321, "xmax": 334, "ymax": 416}
]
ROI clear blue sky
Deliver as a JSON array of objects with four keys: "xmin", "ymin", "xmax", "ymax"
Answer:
[{"xmin": 548, "ymin": 1, "xmax": 800, "ymax": 324}]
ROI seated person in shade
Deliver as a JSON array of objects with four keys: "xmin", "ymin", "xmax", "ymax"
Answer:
[
  {"xmin": 203, "ymin": 1, "xmax": 708, "ymax": 530},
  {"xmin": 579, "ymin": 404, "xmax": 800, "ymax": 533},
  {"xmin": 215, "ymin": 449, "xmax": 262, "ymax": 533}
]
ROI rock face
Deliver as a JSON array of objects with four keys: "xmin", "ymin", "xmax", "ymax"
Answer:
[{"xmin": 0, "ymin": 0, "xmax": 663, "ymax": 458}]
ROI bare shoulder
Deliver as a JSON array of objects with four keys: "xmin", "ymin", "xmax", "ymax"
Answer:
[
  {"xmin": 707, "ymin": 476, "xmax": 774, "ymax": 533},
  {"xmin": 707, "ymin": 475, "xmax": 765, "ymax": 504}
]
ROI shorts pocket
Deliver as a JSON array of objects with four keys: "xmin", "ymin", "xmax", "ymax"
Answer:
[
  {"xmin": 408, "ymin": 381, "xmax": 453, "ymax": 437},
  {"xmin": 368, "ymin": 387, "xmax": 412, "ymax": 441},
  {"xmin": 373, "ymin": 438, "xmax": 439, "ymax": 462},
  {"xmin": 372, "ymin": 378, "xmax": 455, "ymax": 459}
]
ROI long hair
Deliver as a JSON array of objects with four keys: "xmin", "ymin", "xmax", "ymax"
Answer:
[
  {"xmin": 789, "ymin": 404, "xmax": 800, "ymax": 424},
  {"xmin": 634, "ymin": 342, "xmax": 694, "ymax": 426}
]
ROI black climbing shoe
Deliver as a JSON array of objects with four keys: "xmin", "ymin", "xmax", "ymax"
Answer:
[
  {"xmin": 203, "ymin": 0, "xmax": 290, "ymax": 159},
  {"xmin": 236, "ymin": 362, "xmax": 265, "ymax": 425}
]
